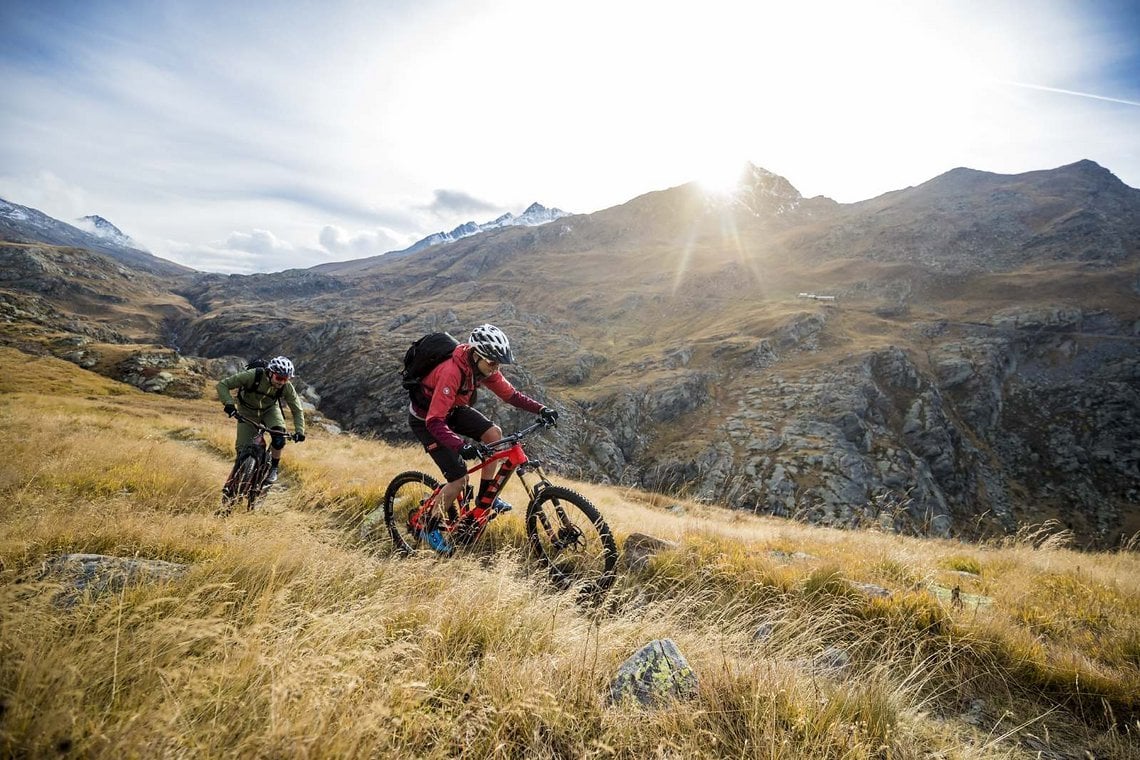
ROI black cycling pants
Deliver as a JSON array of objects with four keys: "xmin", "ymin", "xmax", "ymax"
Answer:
[{"xmin": 408, "ymin": 406, "xmax": 494, "ymax": 482}]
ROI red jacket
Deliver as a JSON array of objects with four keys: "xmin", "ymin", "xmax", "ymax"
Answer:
[{"xmin": 415, "ymin": 343, "xmax": 543, "ymax": 451}]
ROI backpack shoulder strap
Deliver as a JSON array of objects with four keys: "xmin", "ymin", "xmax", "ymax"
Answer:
[{"xmin": 237, "ymin": 367, "xmax": 265, "ymax": 403}]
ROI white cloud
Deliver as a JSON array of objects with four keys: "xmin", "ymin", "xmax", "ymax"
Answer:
[
  {"xmin": 165, "ymin": 229, "xmax": 331, "ymax": 274},
  {"xmin": 318, "ymin": 225, "xmax": 403, "ymax": 257}
]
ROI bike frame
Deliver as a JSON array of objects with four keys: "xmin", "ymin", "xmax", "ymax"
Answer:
[{"xmin": 414, "ymin": 421, "xmax": 552, "ymax": 539}]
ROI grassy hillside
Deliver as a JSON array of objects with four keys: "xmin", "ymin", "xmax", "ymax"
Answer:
[{"xmin": 1, "ymin": 347, "xmax": 1138, "ymax": 759}]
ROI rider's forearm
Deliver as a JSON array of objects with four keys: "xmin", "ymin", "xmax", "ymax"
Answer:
[{"xmin": 505, "ymin": 390, "xmax": 543, "ymax": 415}]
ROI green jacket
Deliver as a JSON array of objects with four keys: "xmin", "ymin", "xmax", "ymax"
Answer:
[{"xmin": 217, "ymin": 369, "xmax": 306, "ymax": 435}]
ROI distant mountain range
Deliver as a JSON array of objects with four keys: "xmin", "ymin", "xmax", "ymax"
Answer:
[
  {"xmin": 0, "ymin": 198, "xmax": 191, "ymax": 276},
  {"xmin": 405, "ymin": 202, "xmax": 570, "ymax": 254},
  {"xmin": 313, "ymin": 201, "xmax": 571, "ymax": 273},
  {"xmin": 0, "ymin": 196, "xmax": 569, "ymax": 277}
]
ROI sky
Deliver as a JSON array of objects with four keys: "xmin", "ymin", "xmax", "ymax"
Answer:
[{"xmin": 2, "ymin": 0, "xmax": 1138, "ymax": 275}]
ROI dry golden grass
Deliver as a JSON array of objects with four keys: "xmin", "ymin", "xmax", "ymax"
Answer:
[{"xmin": 2, "ymin": 346, "xmax": 1139, "ymax": 759}]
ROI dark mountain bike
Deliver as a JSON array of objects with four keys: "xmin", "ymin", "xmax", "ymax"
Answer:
[
  {"xmin": 218, "ymin": 414, "xmax": 300, "ymax": 515},
  {"xmin": 374, "ymin": 417, "xmax": 618, "ymax": 596}
]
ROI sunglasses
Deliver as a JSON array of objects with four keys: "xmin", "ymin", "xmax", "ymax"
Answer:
[
  {"xmin": 270, "ymin": 372, "xmax": 289, "ymax": 382},
  {"xmin": 475, "ymin": 352, "xmax": 500, "ymax": 368}
]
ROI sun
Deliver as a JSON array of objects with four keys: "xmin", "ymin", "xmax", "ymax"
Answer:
[{"xmin": 693, "ymin": 160, "xmax": 747, "ymax": 197}]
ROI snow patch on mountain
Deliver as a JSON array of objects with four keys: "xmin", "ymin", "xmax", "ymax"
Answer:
[
  {"xmin": 1, "ymin": 196, "xmax": 190, "ymax": 275},
  {"xmin": 75, "ymin": 215, "xmax": 138, "ymax": 248},
  {"xmin": 402, "ymin": 202, "xmax": 570, "ymax": 255}
]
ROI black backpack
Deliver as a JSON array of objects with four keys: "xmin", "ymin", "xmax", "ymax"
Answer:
[
  {"xmin": 240, "ymin": 358, "xmax": 285, "ymax": 402},
  {"xmin": 400, "ymin": 332, "xmax": 465, "ymax": 407}
]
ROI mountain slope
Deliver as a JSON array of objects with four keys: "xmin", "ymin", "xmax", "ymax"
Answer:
[
  {"xmin": 3, "ymin": 347, "xmax": 1138, "ymax": 759},
  {"xmin": 0, "ymin": 198, "xmax": 193, "ymax": 277},
  {"xmin": 261, "ymin": 161, "xmax": 1140, "ymax": 547},
  {"xmin": 2, "ymin": 162, "xmax": 1138, "ymax": 548}
]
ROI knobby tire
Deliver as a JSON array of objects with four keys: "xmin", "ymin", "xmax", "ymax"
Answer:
[
  {"xmin": 232, "ymin": 455, "xmax": 257, "ymax": 507},
  {"xmin": 526, "ymin": 485, "xmax": 618, "ymax": 596},
  {"xmin": 247, "ymin": 454, "xmax": 270, "ymax": 512},
  {"xmin": 382, "ymin": 470, "xmax": 440, "ymax": 554}
]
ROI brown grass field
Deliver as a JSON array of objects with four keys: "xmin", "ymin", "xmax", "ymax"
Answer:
[{"xmin": 1, "ymin": 346, "xmax": 1138, "ymax": 759}]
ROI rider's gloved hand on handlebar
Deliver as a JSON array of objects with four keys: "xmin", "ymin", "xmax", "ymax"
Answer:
[
  {"xmin": 459, "ymin": 442, "xmax": 484, "ymax": 461},
  {"xmin": 223, "ymin": 403, "xmax": 237, "ymax": 418},
  {"xmin": 539, "ymin": 407, "xmax": 559, "ymax": 426}
]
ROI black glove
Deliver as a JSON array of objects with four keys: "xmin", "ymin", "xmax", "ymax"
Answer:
[
  {"xmin": 459, "ymin": 442, "xmax": 484, "ymax": 461},
  {"xmin": 294, "ymin": 432, "xmax": 306, "ymax": 443},
  {"xmin": 223, "ymin": 403, "xmax": 237, "ymax": 418},
  {"xmin": 539, "ymin": 407, "xmax": 559, "ymax": 425}
]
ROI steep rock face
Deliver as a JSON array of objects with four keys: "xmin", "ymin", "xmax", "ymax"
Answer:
[{"xmin": 585, "ymin": 313, "xmax": 1137, "ymax": 546}]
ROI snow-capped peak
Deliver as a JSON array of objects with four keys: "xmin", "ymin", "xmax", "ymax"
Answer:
[
  {"xmin": 75, "ymin": 215, "xmax": 137, "ymax": 247},
  {"xmin": 401, "ymin": 202, "xmax": 571, "ymax": 255}
]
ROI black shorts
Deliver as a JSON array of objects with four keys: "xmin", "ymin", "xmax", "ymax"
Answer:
[{"xmin": 408, "ymin": 406, "xmax": 495, "ymax": 482}]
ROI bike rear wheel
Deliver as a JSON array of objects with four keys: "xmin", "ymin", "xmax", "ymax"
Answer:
[
  {"xmin": 526, "ymin": 485, "xmax": 618, "ymax": 595},
  {"xmin": 382, "ymin": 470, "xmax": 440, "ymax": 554}
]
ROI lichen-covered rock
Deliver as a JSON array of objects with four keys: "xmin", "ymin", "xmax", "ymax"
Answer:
[
  {"xmin": 37, "ymin": 553, "xmax": 189, "ymax": 607},
  {"xmin": 609, "ymin": 639, "xmax": 698, "ymax": 707}
]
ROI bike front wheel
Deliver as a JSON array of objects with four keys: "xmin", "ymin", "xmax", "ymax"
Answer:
[
  {"xmin": 526, "ymin": 485, "xmax": 618, "ymax": 595},
  {"xmin": 247, "ymin": 458, "xmax": 271, "ymax": 511},
  {"xmin": 232, "ymin": 455, "xmax": 257, "ymax": 506},
  {"xmin": 382, "ymin": 470, "xmax": 440, "ymax": 554}
]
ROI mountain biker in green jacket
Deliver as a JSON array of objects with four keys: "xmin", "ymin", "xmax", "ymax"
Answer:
[
  {"xmin": 217, "ymin": 356, "xmax": 306, "ymax": 486},
  {"xmin": 409, "ymin": 323, "xmax": 558, "ymax": 553}
]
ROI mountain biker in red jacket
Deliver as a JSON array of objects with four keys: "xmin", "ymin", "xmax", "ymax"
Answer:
[{"xmin": 408, "ymin": 323, "xmax": 558, "ymax": 552}]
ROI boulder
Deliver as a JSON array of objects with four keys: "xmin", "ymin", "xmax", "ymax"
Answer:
[
  {"xmin": 609, "ymin": 639, "xmax": 698, "ymax": 707},
  {"xmin": 38, "ymin": 553, "xmax": 189, "ymax": 606}
]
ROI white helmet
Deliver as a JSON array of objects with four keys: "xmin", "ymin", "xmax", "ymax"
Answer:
[
  {"xmin": 469, "ymin": 323, "xmax": 514, "ymax": 364},
  {"xmin": 266, "ymin": 356, "xmax": 295, "ymax": 378}
]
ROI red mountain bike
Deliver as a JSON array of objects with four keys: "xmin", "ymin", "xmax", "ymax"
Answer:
[
  {"xmin": 219, "ymin": 413, "xmax": 300, "ymax": 515},
  {"xmin": 378, "ymin": 417, "xmax": 618, "ymax": 595}
]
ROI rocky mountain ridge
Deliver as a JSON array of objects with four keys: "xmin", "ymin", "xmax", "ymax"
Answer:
[
  {"xmin": 315, "ymin": 201, "xmax": 570, "ymax": 273},
  {"xmin": 75, "ymin": 214, "xmax": 136, "ymax": 248},
  {"xmin": 0, "ymin": 198, "xmax": 192, "ymax": 277}
]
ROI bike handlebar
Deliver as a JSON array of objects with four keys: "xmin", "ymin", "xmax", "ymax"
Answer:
[
  {"xmin": 231, "ymin": 412, "xmax": 302, "ymax": 441},
  {"xmin": 478, "ymin": 416, "xmax": 554, "ymax": 456}
]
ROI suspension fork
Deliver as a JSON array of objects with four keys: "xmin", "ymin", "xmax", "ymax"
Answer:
[{"xmin": 518, "ymin": 462, "xmax": 578, "ymax": 548}]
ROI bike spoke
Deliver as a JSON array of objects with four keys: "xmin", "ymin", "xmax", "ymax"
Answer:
[{"xmin": 527, "ymin": 487, "xmax": 617, "ymax": 595}]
